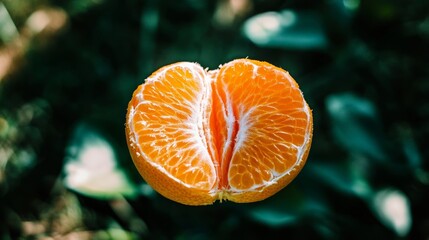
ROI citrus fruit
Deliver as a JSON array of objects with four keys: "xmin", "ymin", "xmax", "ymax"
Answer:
[{"xmin": 125, "ymin": 59, "xmax": 313, "ymax": 205}]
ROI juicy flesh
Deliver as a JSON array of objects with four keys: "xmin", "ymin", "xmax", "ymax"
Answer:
[{"xmin": 128, "ymin": 60, "xmax": 310, "ymax": 194}]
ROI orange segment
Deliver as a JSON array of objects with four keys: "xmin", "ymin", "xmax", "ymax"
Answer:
[
  {"xmin": 215, "ymin": 59, "xmax": 312, "ymax": 194},
  {"xmin": 127, "ymin": 63, "xmax": 217, "ymax": 191},
  {"xmin": 125, "ymin": 59, "xmax": 313, "ymax": 205}
]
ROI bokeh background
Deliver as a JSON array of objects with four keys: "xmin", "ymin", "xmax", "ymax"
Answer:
[{"xmin": 1, "ymin": 0, "xmax": 428, "ymax": 239}]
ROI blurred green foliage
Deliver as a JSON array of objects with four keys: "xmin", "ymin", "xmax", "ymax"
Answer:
[{"xmin": 1, "ymin": 0, "xmax": 429, "ymax": 239}]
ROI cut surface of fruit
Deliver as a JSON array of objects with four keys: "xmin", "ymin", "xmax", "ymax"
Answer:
[{"xmin": 126, "ymin": 59, "xmax": 313, "ymax": 205}]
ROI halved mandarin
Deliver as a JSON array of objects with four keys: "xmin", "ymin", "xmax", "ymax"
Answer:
[{"xmin": 126, "ymin": 59, "xmax": 312, "ymax": 205}]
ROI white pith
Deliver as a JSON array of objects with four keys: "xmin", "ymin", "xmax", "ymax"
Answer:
[{"xmin": 222, "ymin": 85, "xmax": 236, "ymax": 161}]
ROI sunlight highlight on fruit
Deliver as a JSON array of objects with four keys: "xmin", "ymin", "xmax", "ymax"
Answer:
[{"xmin": 125, "ymin": 59, "xmax": 313, "ymax": 205}]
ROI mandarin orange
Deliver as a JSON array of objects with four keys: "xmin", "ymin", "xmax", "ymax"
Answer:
[{"xmin": 126, "ymin": 59, "xmax": 312, "ymax": 205}]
